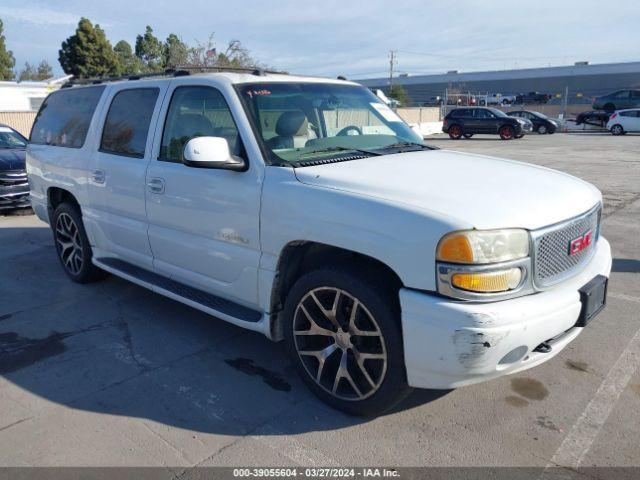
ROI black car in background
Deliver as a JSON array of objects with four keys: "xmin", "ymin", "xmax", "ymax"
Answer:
[
  {"xmin": 0, "ymin": 124, "xmax": 30, "ymax": 210},
  {"xmin": 575, "ymin": 110, "xmax": 611, "ymax": 128},
  {"xmin": 507, "ymin": 110, "xmax": 558, "ymax": 134},
  {"xmin": 442, "ymin": 107, "xmax": 531, "ymax": 140},
  {"xmin": 515, "ymin": 92, "xmax": 551, "ymax": 105}
]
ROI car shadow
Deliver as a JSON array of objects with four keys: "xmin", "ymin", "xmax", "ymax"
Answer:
[{"xmin": 0, "ymin": 223, "xmax": 451, "ymax": 437}]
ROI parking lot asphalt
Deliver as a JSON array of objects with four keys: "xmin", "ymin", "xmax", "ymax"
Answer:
[{"xmin": 1, "ymin": 132, "xmax": 639, "ymax": 470}]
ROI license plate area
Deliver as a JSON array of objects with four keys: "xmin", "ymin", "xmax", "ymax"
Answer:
[{"xmin": 577, "ymin": 275, "xmax": 608, "ymax": 327}]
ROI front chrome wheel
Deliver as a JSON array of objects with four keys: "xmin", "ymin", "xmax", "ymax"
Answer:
[
  {"xmin": 55, "ymin": 212, "xmax": 84, "ymax": 276},
  {"xmin": 293, "ymin": 287, "xmax": 387, "ymax": 401}
]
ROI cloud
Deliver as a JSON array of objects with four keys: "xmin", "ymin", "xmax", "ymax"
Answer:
[{"xmin": 0, "ymin": 7, "xmax": 81, "ymax": 26}]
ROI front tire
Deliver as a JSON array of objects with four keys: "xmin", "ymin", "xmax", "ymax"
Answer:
[
  {"xmin": 283, "ymin": 267, "xmax": 411, "ymax": 416},
  {"xmin": 448, "ymin": 124, "xmax": 463, "ymax": 139},
  {"xmin": 610, "ymin": 124, "xmax": 624, "ymax": 136},
  {"xmin": 537, "ymin": 124, "xmax": 548, "ymax": 134},
  {"xmin": 52, "ymin": 203, "xmax": 105, "ymax": 283}
]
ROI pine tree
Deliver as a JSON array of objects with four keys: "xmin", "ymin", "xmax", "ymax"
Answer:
[
  {"xmin": 0, "ymin": 19, "xmax": 16, "ymax": 80},
  {"xmin": 36, "ymin": 60, "xmax": 53, "ymax": 80},
  {"xmin": 135, "ymin": 26, "xmax": 164, "ymax": 73},
  {"xmin": 58, "ymin": 18, "xmax": 119, "ymax": 78},
  {"xmin": 114, "ymin": 40, "xmax": 142, "ymax": 75}
]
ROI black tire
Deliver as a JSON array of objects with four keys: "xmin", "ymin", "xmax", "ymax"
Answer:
[
  {"xmin": 448, "ymin": 124, "xmax": 463, "ymax": 140},
  {"xmin": 463, "ymin": 133, "xmax": 473, "ymax": 138},
  {"xmin": 51, "ymin": 202, "xmax": 106, "ymax": 283},
  {"xmin": 515, "ymin": 134, "xmax": 524, "ymax": 139},
  {"xmin": 283, "ymin": 267, "xmax": 411, "ymax": 417},
  {"xmin": 537, "ymin": 124, "xmax": 548, "ymax": 134},
  {"xmin": 603, "ymin": 103, "xmax": 615, "ymax": 114},
  {"xmin": 610, "ymin": 124, "xmax": 624, "ymax": 136},
  {"xmin": 499, "ymin": 125, "xmax": 515, "ymax": 140}
]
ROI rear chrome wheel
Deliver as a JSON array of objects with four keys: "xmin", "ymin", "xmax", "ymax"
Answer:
[
  {"xmin": 55, "ymin": 212, "xmax": 84, "ymax": 276},
  {"xmin": 52, "ymin": 202, "xmax": 106, "ymax": 283},
  {"xmin": 293, "ymin": 287, "xmax": 387, "ymax": 401},
  {"xmin": 611, "ymin": 124, "xmax": 624, "ymax": 136}
]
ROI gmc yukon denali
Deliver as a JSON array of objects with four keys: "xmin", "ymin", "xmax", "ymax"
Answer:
[{"xmin": 27, "ymin": 70, "xmax": 612, "ymax": 416}]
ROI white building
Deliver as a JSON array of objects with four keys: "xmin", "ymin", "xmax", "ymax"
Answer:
[{"xmin": 0, "ymin": 76, "xmax": 72, "ymax": 112}]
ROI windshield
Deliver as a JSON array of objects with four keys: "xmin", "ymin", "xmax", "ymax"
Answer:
[
  {"xmin": 0, "ymin": 127, "xmax": 27, "ymax": 148},
  {"xmin": 489, "ymin": 108, "xmax": 509, "ymax": 118},
  {"xmin": 237, "ymin": 82, "xmax": 423, "ymax": 165},
  {"xmin": 531, "ymin": 111, "xmax": 548, "ymax": 119}
]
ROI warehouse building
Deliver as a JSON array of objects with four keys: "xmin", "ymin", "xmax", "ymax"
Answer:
[{"xmin": 359, "ymin": 61, "xmax": 640, "ymax": 106}]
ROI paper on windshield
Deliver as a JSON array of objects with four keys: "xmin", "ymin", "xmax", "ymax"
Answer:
[{"xmin": 370, "ymin": 103, "xmax": 401, "ymax": 122}]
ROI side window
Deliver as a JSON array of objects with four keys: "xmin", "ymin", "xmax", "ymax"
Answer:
[
  {"xmin": 614, "ymin": 91, "xmax": 630, "ymax": 99},
  {"xmin": 30, "ymin": 86, "xmax": 105, "ymax": 148},
  {"xmin": 474, "ymin": 109, "xmax": 493, "ymax": 118},
  {"xmin": 159, "ymin": 86, "xmax": 242, "ymax": 163},
  {"xmin": 632, "ymin": 91, "xmax": 640, "ymax": 99},
  {"xmin": 100, "ymin": 88, "xmax": 159, "ymax": 158}
]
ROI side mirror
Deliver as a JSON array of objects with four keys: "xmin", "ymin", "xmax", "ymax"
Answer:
[{"xmin": 183, "ymin": 137, "xmax": 246, "ymax": 171}]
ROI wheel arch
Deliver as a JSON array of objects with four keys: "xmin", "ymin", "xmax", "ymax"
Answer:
[
  {"xmin": 268, "ymin": 240, "xmax": 403, "ymax": 341},
  {"xmin": 47, "ymin": 187, "xmax": 80, "ymax": 217}
]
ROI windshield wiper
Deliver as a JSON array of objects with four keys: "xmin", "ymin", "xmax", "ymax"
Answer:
[
  {"xmin": 297, "ymin": 146, "xmax": 383, "ymax": 158},
  {"xmin": 374, "ymin": 141, "xmax": 438, "ymax": 152}
]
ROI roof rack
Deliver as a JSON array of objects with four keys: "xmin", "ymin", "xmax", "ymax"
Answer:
[{"xmin": 61, "ymin": 66, "xmax": 288, "ymax": 88}]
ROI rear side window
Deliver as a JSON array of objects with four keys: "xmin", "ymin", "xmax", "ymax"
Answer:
[
  {"xmin": 450, "ymin": 109, "xmax": 470, "ymax": 118},
  {"xmin": 30, "ymin": 86, "xmax": 105, "ymax": 148},
  {"xmin": 100, "ymin": 88, "xmax": 159, "ymax": 158}
]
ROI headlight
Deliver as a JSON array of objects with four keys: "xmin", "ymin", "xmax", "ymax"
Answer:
[
  {"xmin": 436, "ymin": 229, "xmax": 533, "ymax": 300},
  {"xmin": 436, "ymin": 229, "xmax": 530, "ymax": 264}
]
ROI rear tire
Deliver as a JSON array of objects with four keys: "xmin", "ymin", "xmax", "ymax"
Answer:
[
  {"xmin": 448, "ymin": 124, "xmax": 463, "ymax": 139},
  {"xmin": 499, "ymin": 125, "xmax": 515, "ymax": 140},
  {"xmin": 610, "ymin": 124, "xmax": 624, "ymax": 136},
  {"xmin": 51, "ymin": 203, "xmax": 106, "ymax": 283},
  {"xmin": 283, "ymin": 267, "xmax": 411, "ymax": 417}
]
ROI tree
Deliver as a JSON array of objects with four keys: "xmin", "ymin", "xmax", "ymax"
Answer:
[
  {"xmin": 59, "ymin": 18, "xmax": 119, "ymax": 78},
  {"xmin": 0, "ymin": 19, "xmax": 16, "ymax": 80},
  {"xmin": 186, "ymin": 34, "xmax": 262, "ymax": 69},
  {"xmin": 164, "ymin": 34, "xmax": 189, "ymax": 69},
  {"xmin": 388, "ymin": 84, "xmax": 410, "ymax": 106},
  {"xmin": 36, "ymin": 60, "xmax": 53, "ymax": 80},
  {"xmin": 19, "ymin": 60, "xmax": 53, "ymax": 81},
  {"xmin": 135, "ymin": 26, "xmax": 164, "ymax": 72},
  {"xmin": 114, "ymin": 40, "xmax": 142, "ymax": 75}
]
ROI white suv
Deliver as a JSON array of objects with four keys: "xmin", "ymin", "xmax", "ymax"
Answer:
[{"xmin": 27, "ymin": 70, "xmax": 612, "ymax": 416}]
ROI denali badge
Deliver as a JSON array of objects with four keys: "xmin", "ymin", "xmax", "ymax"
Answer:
[{"xmin": 569, "ymin": 230, "xmax": 593, "ymax": 255}]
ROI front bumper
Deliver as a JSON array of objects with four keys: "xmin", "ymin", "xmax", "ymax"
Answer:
[
  {"xmin": 0, "ymin": 186, "xmax": 30, "ymax": 209},
  {"xmin": 400, "ymin": 237, "xmax": 612, "ymax": 389}
]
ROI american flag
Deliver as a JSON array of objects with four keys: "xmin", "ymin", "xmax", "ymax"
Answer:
[{"xmin": 206, "ymin": 48, "xmax": 217, "ymax": 58}]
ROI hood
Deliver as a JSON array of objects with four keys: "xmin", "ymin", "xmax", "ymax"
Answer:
[
  {"xmin": 294, "ymin": 150, "xmax": 601, "ymax": 230},
  {"xmin": 0, "ymin": 148, "xmax": 26, "ymax": 171}
]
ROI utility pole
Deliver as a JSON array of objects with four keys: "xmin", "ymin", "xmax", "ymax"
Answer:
[{"xmin": 388, "ymin": 50, "xmax": 397, "ymax": 91}]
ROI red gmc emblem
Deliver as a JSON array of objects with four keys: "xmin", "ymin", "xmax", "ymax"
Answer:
[{"xmin": 569, "ymin": 230, "xmax": 593, "ymax": 255}]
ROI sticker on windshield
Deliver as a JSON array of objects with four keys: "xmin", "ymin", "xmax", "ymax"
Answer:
[{"xmin": 370, "ymin": 102, "xmax": 401, "ymax": 122}]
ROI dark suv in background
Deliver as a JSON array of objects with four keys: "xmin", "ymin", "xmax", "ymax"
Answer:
[
  {"xmin": 0, "ymin": 124, "xmax": 30, "ymax": 210},
  {"xmin": 442, "ymin": 107, "xmax": 531, "ymax": 140}
]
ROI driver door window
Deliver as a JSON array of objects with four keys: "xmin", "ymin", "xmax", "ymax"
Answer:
[{"xmin": 159, "ymin": 86, "xmax": 242, "ymax": 163}]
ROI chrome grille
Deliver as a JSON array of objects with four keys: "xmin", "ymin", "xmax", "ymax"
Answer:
[
  {"xmin": 0, "ymin": 170, "xmax": 28, "ymax": 187},
  {"xmin": 532, "ymin": 205, "xmax": 601, "ymax": 288}
]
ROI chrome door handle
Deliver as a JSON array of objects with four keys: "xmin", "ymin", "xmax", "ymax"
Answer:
[
  {"xmin": 91, "ymin": 169, "xmax": 105, "ymax": 184},
  {"xmin": 147, "ymin": 177, "xmax": 165, "ymax": 194}
]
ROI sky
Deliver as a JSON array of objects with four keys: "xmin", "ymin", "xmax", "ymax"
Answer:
[{"xmin": 1, "ymin": 0, "xmax": 639, "ymax": 80}]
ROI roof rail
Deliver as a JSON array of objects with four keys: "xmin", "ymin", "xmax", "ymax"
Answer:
[{"xmin": 60, "ymin": 65, "xmax": 287, "ymax": 88}]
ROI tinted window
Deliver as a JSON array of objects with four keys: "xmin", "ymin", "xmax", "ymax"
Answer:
[
  {"xmin": 621, "ymin": 110, "xmax": 639, "ymax": 117},
  {"xmin": 613, "ymin": 91, "xmax": 630, "ymax": 99},
  {"xmin": 30, "ymin": 86, "xmax": 105, "ymax": 148},
  {"xmin": 100, "ymin": 88, "xmax": 159, "ymax": 158},
  {"xmin": 160, "ymin": 86, "xmax": 241, "ymax": 163},
  {"xmin": 451, "ymin": 109, "xmax": 470, "ymax": 118},
  {"xmin": 474, "ymin": 109, "xmax": 494, "ymax": 119},
  {"xmin": 632, "ymin": 91, "xmax": 640, "ymax": 98},
  {"xmin": 0, "ymin": 126, "xmax": 27, "ymax": 148}
]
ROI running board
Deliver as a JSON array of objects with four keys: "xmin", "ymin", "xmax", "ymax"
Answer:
[{"xmin": 96, "ymin": 257, "xmax": 262, "ymax": 323}]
